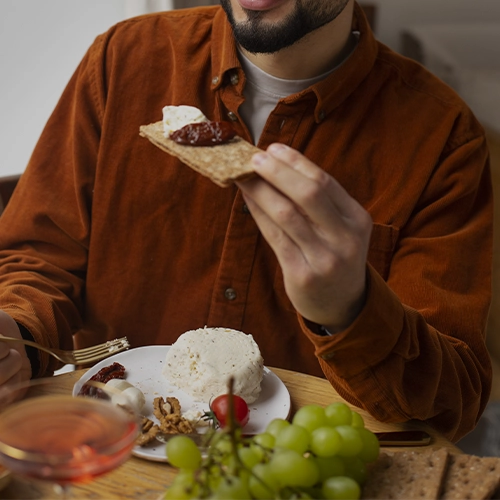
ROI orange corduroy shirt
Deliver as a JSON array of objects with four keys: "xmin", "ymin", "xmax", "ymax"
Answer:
[{"xmin": 0, "ymin": 4, "xmax": 493, "ymax": 441}]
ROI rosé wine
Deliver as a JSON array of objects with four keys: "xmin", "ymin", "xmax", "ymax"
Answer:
[{"xmin": 0, "ymin": 395, "xmax": 138, "ymax": 484}]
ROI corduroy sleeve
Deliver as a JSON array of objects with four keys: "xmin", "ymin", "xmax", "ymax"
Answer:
[
  {"xmin": 302, "ymin": 131, "xmax": 493, "ymax": 442},
  {"xmin": 0, "ymin": 34, "xmax": 107, "ymax": 374}
]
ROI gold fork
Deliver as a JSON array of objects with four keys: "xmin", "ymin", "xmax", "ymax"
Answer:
[{"xmin": 0, "ymin": 336, "xmax": 130, "ymax": 365}]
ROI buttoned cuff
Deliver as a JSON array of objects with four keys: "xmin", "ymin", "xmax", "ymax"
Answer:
[
  {"xmin": 300, "ymin": 264, "xmax": 405, "ymax": 378},
  {"xmin": 16, "ymin": 322, "xmax": 40, "ymax": 377},
  {"xmin": 2, "ymin": 306, "xmax": 52, "ymax": 376}
]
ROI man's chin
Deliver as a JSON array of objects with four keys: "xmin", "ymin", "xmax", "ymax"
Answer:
[{"xmin": 220, "ymin": 0, "xmax": 305, "ymax": 54}]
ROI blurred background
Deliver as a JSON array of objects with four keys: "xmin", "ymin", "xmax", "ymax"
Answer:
[
  {"xmin": 1, "ymin": 0, "xmax": 499, "ymax": 176},
  {"xmin": 1, "ymin": 0, "xmax": 500, "ymax": 454}
]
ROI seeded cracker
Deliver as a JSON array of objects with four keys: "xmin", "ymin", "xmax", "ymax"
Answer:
[
  {"xmin": 440, "ymin": 454, "xmax": 500, "ymax": 500},
  {"xmin": 361, "ymin": 448, "xmax": 449, "ymax": 500},
  {"xmin": 139, "ymin": 121, "xmax": 260, "ymax": 187}
]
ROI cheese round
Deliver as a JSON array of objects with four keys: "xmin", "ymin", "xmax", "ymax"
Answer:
[{"xmin": 162, "ymin": 327, "xmax": 264, "ymax": 404}]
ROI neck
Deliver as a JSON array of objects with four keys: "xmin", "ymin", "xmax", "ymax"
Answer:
[{"xmin": 239, "ymin": 0, "xmax": 355, "ymax": 80}]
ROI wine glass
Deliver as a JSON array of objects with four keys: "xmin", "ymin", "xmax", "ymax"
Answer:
[{"xmin": 0, "ymin": 377, "xmax": 139, "ymax": 498}]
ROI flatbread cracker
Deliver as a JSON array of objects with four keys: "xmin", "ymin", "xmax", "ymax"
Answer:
[
  {"xmin": 139, "ymin": 121, "xmax": 260, "ymax": 187},
  {"xmin": 361, "ymin": 448, "xmax": 449, "ymax": 500},
  {"xmin": 441, "ymin": 453, "xmax": 500, "ymax": 500}
]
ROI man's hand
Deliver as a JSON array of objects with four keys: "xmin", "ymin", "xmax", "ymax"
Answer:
[
  {"xmin": 0, "ymin": 311, "xmax": 32, "ymax": 388},
  {"xmin": 236, "ymin": 143, "xmax": 372, "ymax": 333}
]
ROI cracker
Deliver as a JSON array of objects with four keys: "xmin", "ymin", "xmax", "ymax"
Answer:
[
  {"xmin": 440, "ymin": 453, "xmax": 500, "ymax": 500},
  {"xmin": 139, "ymin": 121, "xmax": 260, "ymax": 187},
  {"xmin": 361, "ymin": 448, "xmax": 449, "ymax": 499}
]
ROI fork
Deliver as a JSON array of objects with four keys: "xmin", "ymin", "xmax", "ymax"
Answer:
[{"xmin": 0, "ymin": 336, "xmax": 130, "ymax": 365}]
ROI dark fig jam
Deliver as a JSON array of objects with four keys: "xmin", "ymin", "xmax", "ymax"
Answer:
[{"xmin": 170, "ymin": 121, "xmax": 236, "ymax": 146}]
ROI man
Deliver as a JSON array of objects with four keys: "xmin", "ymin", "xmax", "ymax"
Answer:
[{"xmin": 0, "ymin": 0, "xmax": 493, "ymax": 441}]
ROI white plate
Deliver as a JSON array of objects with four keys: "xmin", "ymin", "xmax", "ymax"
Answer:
[{"xmin": 73, "ymin": 345, "xmax": 291, "ymax": 462}]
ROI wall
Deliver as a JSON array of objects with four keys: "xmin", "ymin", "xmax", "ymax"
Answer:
[
  {"xmin": 2, "ymin": 0, "xmax": 500, "ymax": 176},
  {"xmin": 0, "ymin": 0, "xmax": 126, "ymax": 176},
  {"xmin": 372, "ymin": 0, "xmax": 500, "ymax": 51}
]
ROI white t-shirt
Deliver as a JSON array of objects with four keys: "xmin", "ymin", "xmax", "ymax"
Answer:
[{"xmin": 238, "ymin": 32, "xmax": 360, "ymax": 144}]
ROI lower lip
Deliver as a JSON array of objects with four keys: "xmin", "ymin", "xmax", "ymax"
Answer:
[{"xmin": 236, "ymin": 0, "xmax": 288, "ymax": 12}]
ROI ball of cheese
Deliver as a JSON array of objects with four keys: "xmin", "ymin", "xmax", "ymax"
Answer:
[
  {"xmin": 104, "ymin": 379, "xmax": 146, "ymax": 413},
  {"xmin": 162, "ymin": 327, "xmax": 264, "ymax": 404}
]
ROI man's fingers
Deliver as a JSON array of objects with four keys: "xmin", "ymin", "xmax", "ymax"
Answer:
[
  {"xmin": 0, "ymin": 312, "xmax": 32, "ymax": 383},
  {"xmin": 238, "ymin": 144, "xmax": 371, "ymax": 329},
  {"xmin": 0, "ymin": 342, "xmax": 10, "ymax": 361},
  {"xmin": 243, "ymin": 151, "xmax": 348, "ymax": 254},
  {"xmin": 254, "ymin": 143, "xmax": 361, "ymax": 219},
  {"xmin": 241, "ymin": 188, "xmax": 307, "ymax": 266},
  {"xmin": 0, "ymin": 348, "xmax": 24, "ymax": 385}
]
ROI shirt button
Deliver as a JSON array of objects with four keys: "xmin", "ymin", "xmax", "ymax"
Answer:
[
  {"xmin": 225, "ymin": 288, "xmax": 237, "ymax": 300},
  {"xmin": 212, "ymin": 76, "xmax": 219, "ymax": 85},
  {"xmin": 230, "ymin": 73, "xmax": 239, "ymax": 85},
  {"xmin": 227, "ymin": 111, "xmax": 238, "ymax": 122},
  {"xmin": 242, "ymin": 204, "xmax": 250, "ymax": 214}
]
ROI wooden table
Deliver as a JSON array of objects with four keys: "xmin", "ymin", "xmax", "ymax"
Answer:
[{"xmin": 0, "ymin": 367, "xmax": 460, "ymax": 499}]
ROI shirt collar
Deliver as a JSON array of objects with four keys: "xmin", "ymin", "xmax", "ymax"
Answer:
[
  {"xmin": 210, "ymin": 8, "xmax": 242, "ymax": 90},
  {"xmin": 211, "ymin": 2, "xmax": 379, "ymax": 122}
]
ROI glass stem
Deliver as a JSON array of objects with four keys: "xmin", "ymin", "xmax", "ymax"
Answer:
[{"xmin": 53, "ymin": 483, "xmax": 71, "ymax": 499}]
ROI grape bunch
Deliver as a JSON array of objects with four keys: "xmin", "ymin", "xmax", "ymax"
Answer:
[{"xmin": 164, "ymin": 402, "xmax": 379, "ymax": 499}]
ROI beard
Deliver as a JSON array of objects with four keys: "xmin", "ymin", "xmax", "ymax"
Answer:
[{"xmin": 220, "ymin": 0, "xmax": 350, "ymax": 54}]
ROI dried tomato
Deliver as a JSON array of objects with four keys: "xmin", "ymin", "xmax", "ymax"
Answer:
[
  {"xmin": 78, "ymin": 362, "xmax": 126, "ymax": 397},
  {"xmin": 170, "ymin": 121, "xmax": 236, "ymax": 146}
]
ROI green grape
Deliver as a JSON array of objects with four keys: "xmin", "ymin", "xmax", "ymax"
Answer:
[
  {"xmin": 322, "ymin": 476, "xmax": 361, "ymax": 500},
  {"xmin": 335, "ymin": 425, "xmax": 363, "ymax": 457},
  {"xmin": 274, "ymin": 423, "xmax": 310, "ymax": 454},
  {"xmin": 290, "ymin": 491, "xmax": 318, "ymax": 500},
  {"xmin": 248, "ymin": 463, "xmax": 280, "ymax": 499},
  {"xmin": 357, "ymin": 427, "xmax": 380, "ymax": 463},
  {"xmin": 249, "ymin": 443, "xmax": 266, "ymax": 462},
  {"xmin": 265, "ymin": 418, "xmax": 290, "ymax": 438},
  {"xmin": 311, "ymin": 455, "xmax": 345, "ymax": 482},
  {"xmin": 238, "ymin": 446, "xmax": 262, "ymax": 469},
  {"xmin": 269, "ymin": 449, "xmax": 319, "ymax": 488},
  {"xmin": 221, "ymin": 452, "xmax": 239, "ymax": 473},
  {"xmin": 204, "ymin": 491, "xmax": 237, "ymax": 500},
  {"xmin": 205, "ymin": 491, "xmax": 235, "ymax": 500},
  {"xmin": 172, "ymin": 469, "xmax": 195, "ymax": 486},
  {"xmin": 164, "ymin": 483, "xmax": 196, "ymax": 500},
  {"xmin": 350, "ymin": 411, "xmax": 365, "ymax": 428},
  {"xmin": 342, "ymin": 456, "xmax": 367, "ymax": 484},
  {"xmin": 166, "ymin": 435, "xmax": 202, "ymax": 470},
  {"xmin": 280, "ymin": 486, "xmax": 314, "ymax": 499},
  {"xmin": 325, "ymin": 402, "xmax": 353, "ymax": 427},
  {"xmin": 239, "ymin": 468, "xmax": 252, "ymax": 486},
  {"xmin": 206, "ymin": 465, "xmax": 222, "ymax": 491},
  {"xmin": 214, "ymin": 435, "xmax": 233, "ymax": 455},
  {"xmin": 252, "ymin": 432, "xmax": 276, "ymax": 450},
  {"xmin": 310, "ymin": 426, "xmax": 341, "ymax": 457},
  {"xmin": 292, "ymin": 404, "xmax": 327, "ymax": 433},
  {"xmin": 214, "ymin": 476, "xmax": 251, "ymax": 500}
]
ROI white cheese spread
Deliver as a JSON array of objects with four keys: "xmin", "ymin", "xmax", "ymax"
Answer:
[
  {"xmin": 162, "ymin": 327, "xmax": 264, "ymax": 404},
  {"xmin": 162, "ymin": 105, "xmax": 208, "ymax": 137}
]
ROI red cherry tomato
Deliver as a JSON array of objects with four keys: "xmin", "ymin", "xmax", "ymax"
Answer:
[{"xmin": 210, "ymin": 394, "xmax": 250, "ymax": 428}]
